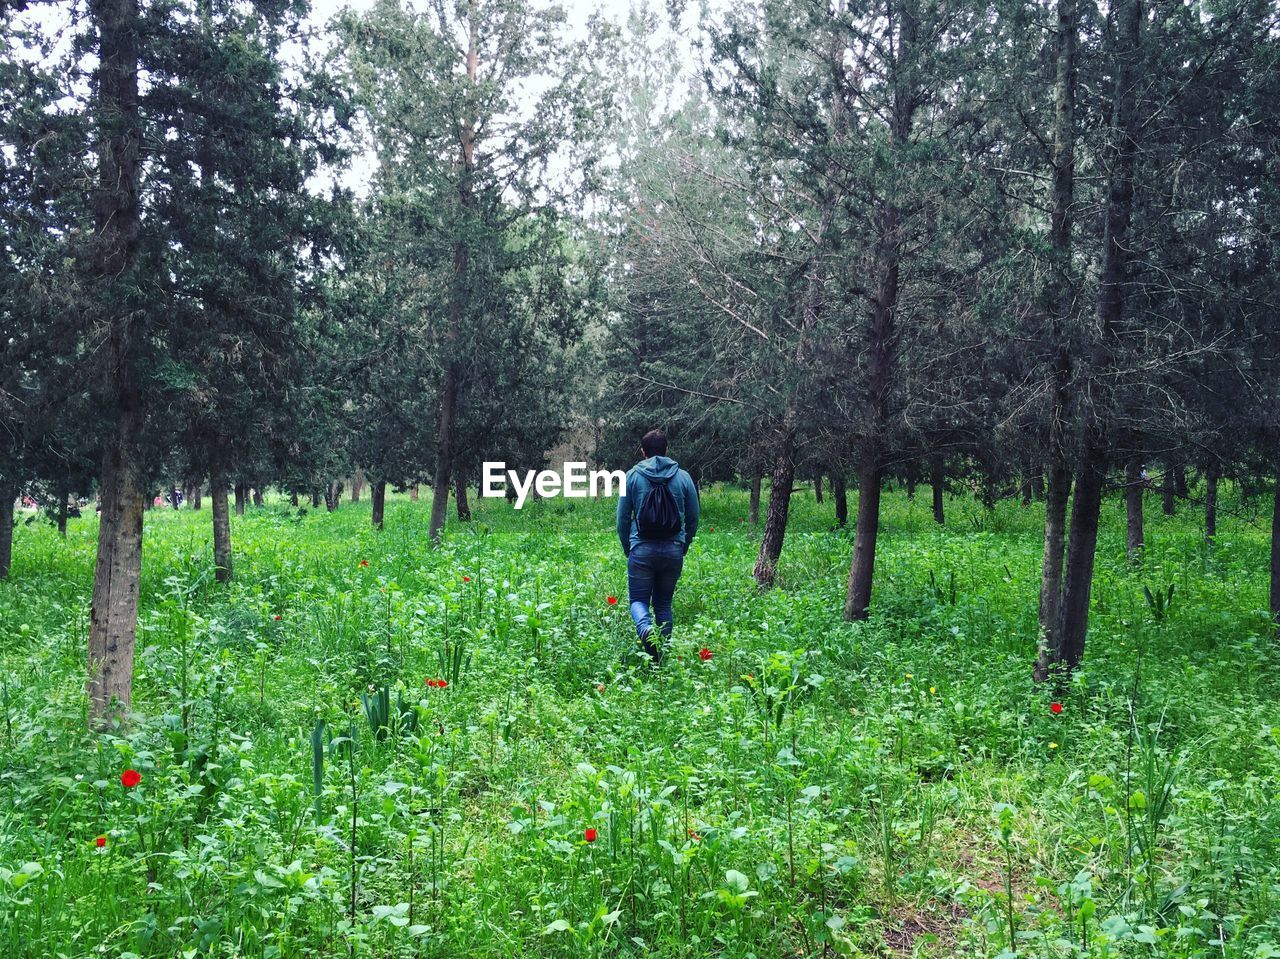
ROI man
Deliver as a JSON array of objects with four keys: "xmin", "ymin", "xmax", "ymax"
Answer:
[{"xmin": 616, "ymin": 429, "xmax": 699, "ymax": 663}]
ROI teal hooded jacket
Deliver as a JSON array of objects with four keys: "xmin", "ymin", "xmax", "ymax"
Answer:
[{"xmin": 616, "ymin": 456, "xmax": 700, "ymax": 555}]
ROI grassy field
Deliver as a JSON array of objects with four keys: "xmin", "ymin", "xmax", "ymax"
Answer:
[{"xmin": 1, "ymin": 486, "xmax": 1277, "ymax": 958}]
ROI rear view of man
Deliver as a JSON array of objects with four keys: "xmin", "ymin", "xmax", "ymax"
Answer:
[{"xmin": 616, "ymin": 429, "xmax": 699, "ymax": 663}]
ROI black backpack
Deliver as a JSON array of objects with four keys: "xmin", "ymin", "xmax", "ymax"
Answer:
[{"xmin": 637, "ymin": 477, "xmax": 682, "ymax": 539}]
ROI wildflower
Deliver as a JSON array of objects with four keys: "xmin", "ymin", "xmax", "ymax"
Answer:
[
  {"xmin": 687, "ymin": 829, "xmax": 700, "ymax": 841},
  {"xmin": 584, "ymin": 828, "xmax": 598, "ymax": 843},
  {"xmin": 1049, "ymin": 742, "xmax": 1059, "ymax": 749},
  {"xmin": 120, "ymin": 769, "xmax": 141, "ymax": 789},
  {"xmin": 709, "ymin": 527, "xmax": 715, "ymax": 532},
  {"xmin": 929, "ymin": 686, "xmax": 936, "ymax": 695},
  {"xmin": 274, "ymin": 614, "xmax": 282, "ymax": 621},
  {"xmin": 606, "ymin": 596, "xmax": 618, "ymax": 606},
  {"xmin": 699, "ymin": 647, "xmax": 712, "ymax": 662},
  {"xmin": 904, "ymin": 673, "xmax": 913, "ymax": 680},
  {"xmin": 462, "ymin": 575, "xmax": 471, "ymax": 582},
  {"xmin": 359, "ymin": 559, "xmax": 369, "ymax": 568},
  {"xmin": 1050, "ymin": 702, "xmax": 1063, "ymax": 715},
  {"xmin": 95, "ymin": 835, "xmax": 106, "ymax": 848},
  {"xmin": 438, "ymin": 680, "xmax": 448, "ymax": 689},
  {"xmin": 596, "ymin": 683, "xmax": 606, "ymax": 693}
]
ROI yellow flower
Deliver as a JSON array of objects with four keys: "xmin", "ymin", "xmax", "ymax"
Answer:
[
  {"xmin": 904, "ymin": 673, "xmax": 913, "ymax": 680},
  {"xmin": 1049, "ymin": 742, "xmax": 1059, "ymax": 749},
  {"xmin": 929, "ymin": 686, "xmax": 936, "ymax": 695}
]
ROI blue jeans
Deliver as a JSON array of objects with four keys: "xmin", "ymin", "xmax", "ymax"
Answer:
[{"xmin": 627, "ymin": 540, "xmax": 684, "ymax": 660}]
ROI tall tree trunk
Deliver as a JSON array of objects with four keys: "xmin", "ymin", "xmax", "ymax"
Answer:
[
  {"xmin": 1044, "ymin": 0, "xmax": 1138, "ymax": 679},
  {"xmin": 252, "ymin": 485, "xmax": 264, "ymax": 508},
  {"xmin": 845, "ymin": 457, "xmax": 882, "ymax": 620},
  {"xmin": 1125, "ymin": 456, "xmax": 1144, "ymax": 560},
  {"xmin": 843, "ymin": 198, "xmax": 900, "ymax": 622},
  {"xmin": 410, "ymin": 484, "xmax": 419, "ymax": 502},
  {"xmin": 430, "ymin": 7, "xmax": 478, "ymax": 543},
  {"xmin": 1204, "ymin": 464, "xmax": 1218, "ymax": 542},
  {"xmin": 1271, "ymin": 471, "xmax": 1280, "ymax": 635},
  {"xmin": 930, "ymin": 455, "xmax": 945, "ymax": 525},
  {"xmin": 350, "ymin": 468, "xmax": 363, "ymax": 503},
  {"xmin": 454, "ymin": 476, "xmax": 471, "ymax": 521},
  {"xmin": 311, "ymin": 489, "xmax": 322, "ymax": 509},
  {"xmin": 428, "ymin": 369, "xmax": 457, "ymax": 541},
  {"xmin": 843, "ymin": 6, "xmax": 915, "ymax": 622},
  {"xmin": 57, "ymin": 480, "xmax": 70, "ymax": 536},
  {"xmin": 371, "ymin": 480, "xmax": 387, "ymax": 530},
  {"xmin": 1035, "ymin": 0, "xmax": 1078, "ymax": 684},
  {"xmin": 211, "ymin": 473, "xmax": 232, "ymax": 583},
  {"xmin": 1033, "ymin": 464, "xmax": 1072, "ymax": 682},
  {"xmin": 1031, "ymin": 472, "xmax": 1045, "ymax": 501},
  {"xmin": 905, "ymin": 466, "xmax": 916, "ymax": 501},
  {"xmin": 831, "ymin": 472, "xmax": 848, "ymax": 528},
  {"xmin": 813, "ymin": 473, "xmax": 824, "ymax": 504},
  {"xmin": 0, "ymin": 481, "xmax": 15, "ymax": 578},
  {"xmin": 290, "ymin": 490, "xmax": 299, "ymax": 508},
  {"xmin": 86, "ymin": 0, "xmax": 144, "ymax": 728},
  {"xmin": 234, "ymin": 482, "xmax": 246, "ymax": 516},
  {"xmin": 748, "ymin": 470, "xmax": 762, "ymax": 525},
  {"xmin": 1057, "ymin": 457, "xmax": 1105, "ymax": 672},
  {"xmin": 753, "ymin": 444, "xmax": 795, "ymax": 587},
  {"xmin": 1173, "ymin": 464, "xmax": 1188, "ymax": 500},
  {"xmin": 89, "ymin": 432, "xmax": 144, "ymax": 726}
]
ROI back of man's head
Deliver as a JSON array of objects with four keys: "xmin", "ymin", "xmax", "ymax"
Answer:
[{"xmin": 640, "ymin": 429, "xmax": 668, "ymax": 457}]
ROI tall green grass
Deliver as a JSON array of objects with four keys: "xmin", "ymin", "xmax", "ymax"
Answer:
[{"xmin": 0, "ymin": 484, "xmax": 1275, "ymax": 958}]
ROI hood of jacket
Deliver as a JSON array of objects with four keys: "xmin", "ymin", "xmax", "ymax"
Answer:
[{"xmin": 635, "ymin": 455, "xmax": 680, "ymax": 483}]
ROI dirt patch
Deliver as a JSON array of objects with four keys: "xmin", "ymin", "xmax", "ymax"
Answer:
[{"xmin": 883, "ymin": 901, "xmax": 968, "ymax": 956}]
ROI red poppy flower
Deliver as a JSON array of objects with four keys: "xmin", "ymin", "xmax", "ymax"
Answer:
[
  {"xmin": 709, "ymin": 527, "xmax": 715, "ymax": 532},
  {"xmin": 699, "ymin": 647, "xmax": 712, "ymax": 662},
  {"xmin": 462, "ymin": 576, "xmax": 471, "ymax": 583},
  {"xmin": 584, "ymin": 828, "xmax": 598, "ymax": 843},
  {"xmin": 606, "ymin": 596, "xmax": 618, "ymax": 606},
  {"xmin": 359, "ymin": 559, "xmax": 369, "ymax": 568},
  {"xmin": 121, "ymin": 769, "xmax": 141, "ymax": 789},
  {"xmin": 1050, "ymin": 702, "xmax": 1063, "ymax": 715},
  {"xmin": 274, "ymin": 614, "xmax": 282, "ymax": 621},
  {"xmin": 95, "ymin": 835, "xmax": 106, "ymax": 848},
  {"xmin": 438, "ymin": 680, "xmax": 448, "ymax": 689}
]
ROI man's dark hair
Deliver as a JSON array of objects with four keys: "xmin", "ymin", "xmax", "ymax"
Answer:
[{"xmin": 640, "ymin": 429, "xmax": 668, "ymax": 457}]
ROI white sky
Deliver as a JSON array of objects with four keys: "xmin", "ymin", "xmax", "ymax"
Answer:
[
  {"xmin": 299, "ymin": 0, "xmax": 714, "ymax": 197},
  {"xmin": 12, "ymin": 0, "xmax": 714, "ymax": 200}
]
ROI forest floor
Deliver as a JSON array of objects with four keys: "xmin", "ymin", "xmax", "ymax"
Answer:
[{"xmin": 0, "ymin": 487, "xmax": 1277, "ymax": 958}]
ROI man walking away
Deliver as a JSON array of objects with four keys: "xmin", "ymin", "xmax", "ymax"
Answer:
[{"xmin": 616, "ymin": 429, "xmax": 699, "ymax": 663}]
